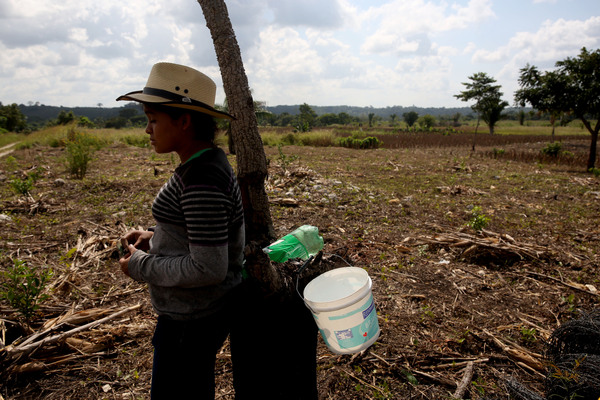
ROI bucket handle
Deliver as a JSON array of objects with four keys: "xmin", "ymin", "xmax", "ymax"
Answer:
[
  {"xmin": 294, "ymin": 253, "xmax": 354, "ymax": 307},
  {"xmin": 294, "ymin": 255, "xmax": 315, "ymax": 303}
]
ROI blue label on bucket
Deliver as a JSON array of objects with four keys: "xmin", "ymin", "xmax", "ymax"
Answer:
[
  {"xmin": 332, "ymin": 298, "xmax": 379, "ymax": 350},
  {"xmin": 362, "ymin": 299, "xmax": 375, "ymax": 319},
  {"xmin": 335, "ymin": 329, "xmax": 354, "ymax": 340}
]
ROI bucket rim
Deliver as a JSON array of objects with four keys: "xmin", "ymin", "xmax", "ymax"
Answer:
[{"xmin": 303, "ymin": 267, "xmax": 371, "ymax": 312}]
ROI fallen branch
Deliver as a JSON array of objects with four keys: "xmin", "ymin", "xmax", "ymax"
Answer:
[
  {"xmin": 482, "ymin": 329, "xmax": 544, "ymax": 372},
  {"xmin": 525, "ymin": 270, "xmax": 599, "ymax": 298},
  {"xmin": 417, "ymin": 224, "xmax": 552, "ymax": 261},
  {"xmin": 410, "ymin": 369, "xmax": 456, "ymax": 388},
  {"xmin": 452, "ymin": 361, "xmax": 474, "ymax": 399},
  {"xmin": 425, "ymin": 358, "xmax": 488, "ymax": 370},
  {"xmin": 2, "ymin": 303, "xmax": 141, "ymax": 360}
]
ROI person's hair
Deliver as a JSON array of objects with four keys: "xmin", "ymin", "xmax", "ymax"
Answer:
[{"xmin": 149, "ymin": 104, "xmax": 217, "ymax": 144}]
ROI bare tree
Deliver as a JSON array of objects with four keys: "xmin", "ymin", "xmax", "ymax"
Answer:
[{"xmin": 197, "ymin": 0, "xmax": 274, "ymax": 245}]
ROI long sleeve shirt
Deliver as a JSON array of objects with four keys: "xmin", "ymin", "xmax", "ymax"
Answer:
[{"xmin": 128, "ymin": 147, "xmax": 245, "ymax": 320}]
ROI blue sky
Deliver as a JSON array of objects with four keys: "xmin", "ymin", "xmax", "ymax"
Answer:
[{"xmin": 0, "ymin": 0, "xmax": 598, "ymax": 109}]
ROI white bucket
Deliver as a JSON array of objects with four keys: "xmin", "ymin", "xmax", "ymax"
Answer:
[{"xmin": 303, "ymin": 267, "xmax": 380, "ymax": 354}]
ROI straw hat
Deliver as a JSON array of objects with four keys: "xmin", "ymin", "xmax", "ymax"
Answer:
[{"xmin": 116, "ymin": 62, "xmax": 233, "ymax": 120}]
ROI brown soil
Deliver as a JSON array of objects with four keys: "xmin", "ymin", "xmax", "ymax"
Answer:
[{"xmin": 1, "ymin": 137, "xmax": 599, "ymax": 399}]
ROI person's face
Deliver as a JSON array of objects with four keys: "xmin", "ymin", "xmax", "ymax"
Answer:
[{"xmin": 143, "ymin": 105, "xmax": 183, "ymax": 154}]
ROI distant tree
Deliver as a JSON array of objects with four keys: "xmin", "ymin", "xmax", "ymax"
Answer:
[
  {"xmin": 368, "ymin": 112, "xmax": 375, "ymax": 127},
  {"xmin": 273, "ymin": 112, "xmax": 293, "ymax": 126},
  {"xmin": 0, "ymin": 103, "xmax": 27, "ymax": 132},
  {"xmin": 515, "ymin": 65, "xmax": 565, "ymax": 141},
  {"xmin": 418, "ymin": 114, "xmax": 436, "ymax": 129},
  {"xmin": 56, "ymin": 110, "xmax": 76, "ymax": 125},
  {"xmin": 97, "ymin": 103, "xmax": 103, "ymax": 108},
  {"xmin": 119, "ymin": 107, "xmax": 139, "ymax": 119},
  {"xmin": 452, "ymin": 112, "xmax": 461, "ymax": 127},
  {"xmin": 403, "ymin": 111, "xmax": 419, "ymax": 127},
  {"xmin": 298, "ymin": 103, "xmax": 317, "ymax": 131},
  {"xmin": 337, "ymin": 112, "xmax": 354, "ymax": 125},
  {"xmin": 317, "ymin": 113, "xmax": 339, "ymax": 126},
  {"xmin": 104, "ymin": 117, "xmax": 127, "ymax": 129},
  {"xmin": 515, "ymin": 47, "xmax": 600, "ymax": 170},
  {"xmin": 77, "ymin": 116, "xmax": 95, "ymax": 128},
  {"xmin": 518, "ymin": 109, "xmax": 525, "ymax": 126},
  {"xmin": 479, "ymin": 95, "xmax": 508, "ymax": 135},
  {"xmin": 390, "ymin": 113, "xmax": 397, "ymax": 126},
  {"xmin": 455, "ymin": 72, "xmax": 508, "ymax": 135}
]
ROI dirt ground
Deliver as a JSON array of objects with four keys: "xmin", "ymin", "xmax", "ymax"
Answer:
[{"xmin": 1, "ymin": 136, "xmax": 599, "ymax": 399}]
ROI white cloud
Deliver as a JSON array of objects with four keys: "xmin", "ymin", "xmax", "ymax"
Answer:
[
  {"xmin": 474, "ymin": 16, "xmax": 600, "ymax": 64},
  {"xmin": 361, "ymin": 0, "xmax": 495, "ymax": 55},
  {"xmin": 473, "ymin": 15, "xmax": 600, "ymax": 83},
  {"xmin": 0, "ymin": 0, "xmax": 598, "ymax": 108}
]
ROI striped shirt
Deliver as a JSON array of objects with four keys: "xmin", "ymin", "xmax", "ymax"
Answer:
[{"xmin": 128, "ymin": 147, "xmax": 245, "ymax": 320}]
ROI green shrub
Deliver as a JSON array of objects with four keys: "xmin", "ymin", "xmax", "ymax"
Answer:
[
  {"xmin": 10, "ymin": 176, "xmax": 34, "ymax": 195},
  {"xmin": 281, "ymin": 133, "xmax": 299, "ymax": 145},
  {"xmin": 492, "ymin": 148, "xmax": 505, "ymax": 158},
  {"xmin": 65, "ymin": 128, "xmax": 100, "ymax": 179},
  {"xmin": 9, "ymin": 167, "xmax": 42, "ymax": 195},
  {"xmin": 77, "ymin": 116, "xmax": 95, "ymax": 128},
  {"xmin": 468, "ymin": 206, "xmax": 490, "ymax": 232},
  {"xmin": 541, "ymin": 142, "xmax": 562, "ymax": 157},
  {"xmin": 277, "ymin": 143, "xmax": 298, "ymax": 172},
  {"xmin": 0, "ymin": 259, "xmax": 52, "ymax": 320},
  {"xmin": 338, "ymin": 136, "xmax": 381, "ymax": 149},
  {"xmin": 3, "ymin": 155, "xmax": 18, "ymax": 171},
  {"xmin": 121, "ymin": 134, "xmax": 150, "ymax": 148}
]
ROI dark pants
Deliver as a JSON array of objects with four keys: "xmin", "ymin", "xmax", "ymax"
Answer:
[
  {"xmin": 229, "ymin": 281, "xmax": 319, "ymax": 400},
  {"xmin": 150, "ymin": 282, "xmax": 319, "ymax": 400},
  {"xmin": 150, "ymin": 312, "xmax": 230, "ymax": 400}
]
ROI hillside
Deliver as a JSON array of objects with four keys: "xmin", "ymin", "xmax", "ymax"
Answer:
[{"xmin": 17, "ymin": 103, "xmax": 143, "ymax": 126}]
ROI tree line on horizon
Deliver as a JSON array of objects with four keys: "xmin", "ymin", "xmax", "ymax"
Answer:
[{"xmin": 2, "ymin": 100, "xmax": 541, "ymax": 134}]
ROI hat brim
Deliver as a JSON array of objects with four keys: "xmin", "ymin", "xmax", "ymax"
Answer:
[{"xmin": 116, "ymin": 91, "xmax": 234, "ymax": 120}]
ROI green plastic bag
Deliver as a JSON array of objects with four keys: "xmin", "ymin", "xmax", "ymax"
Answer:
[{"xmin": 263, "ymin": 225, "xmax": 324, "ymax": 263}]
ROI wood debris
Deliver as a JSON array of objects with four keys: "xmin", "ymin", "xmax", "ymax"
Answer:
[{"xmin": 416, "ymin": 224, "xmax": 554, "ymax": 262}]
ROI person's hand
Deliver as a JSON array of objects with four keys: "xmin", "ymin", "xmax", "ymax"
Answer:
[
  {"xmin": 118, "ymin": 244, "xmax": 137, "ymax": 277},
  {"xmin": 118, "ymin": 230, "xmax": 153, "ymax": 278},
  {"xmin": 122, "ymin": 230, "xmax": 154, "ymax": 251}
]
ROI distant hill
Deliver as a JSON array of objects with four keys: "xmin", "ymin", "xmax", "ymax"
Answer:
[
  {"xmin": 16, "ymin": 102, "xmax": 527, "ymax": 126},
  {"xmin": 17, "ymin": 103, "xmax": 142, "ymax": 126},
  {"xmin": 265, "ymin": 104, "xmax": 480, "ymax": 118}
]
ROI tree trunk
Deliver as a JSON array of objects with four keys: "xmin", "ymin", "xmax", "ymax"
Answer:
[
  {"xmin": 196, "ymin": 3, "xmax": 319, "ymax": 399},
  {"xmin": 197, "ymin": 0, "xmax": 274, "ymax": 245},
  {"xmin": 582, "ymin": 118, "xmax": 600, "ymax": 171}
]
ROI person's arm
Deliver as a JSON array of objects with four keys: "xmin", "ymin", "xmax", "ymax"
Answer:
[{"xmin": 128, "ymin": 187, "xmax": 232, "ymax": 287}]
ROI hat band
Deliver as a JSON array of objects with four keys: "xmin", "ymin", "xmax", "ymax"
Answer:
[{"xmin": 142, "ymin": 87, "xmax": 215, "ymax": 110}]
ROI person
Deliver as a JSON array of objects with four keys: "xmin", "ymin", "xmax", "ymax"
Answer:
[{"xmin": 116, "ymin": 62, "xmax": 245, "ymax": 399}]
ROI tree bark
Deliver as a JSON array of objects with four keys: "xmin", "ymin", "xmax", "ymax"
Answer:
[
  {"xmin": 582, "ymin": 118, "xmax": 600, "ymax": 170},
  {"xmin": 196, "ymin": 3, "xmax": 319, "ymax": 399},
  {"xmin": 197, "ymin": 0, "xmax": 274, "ymax": 245}
]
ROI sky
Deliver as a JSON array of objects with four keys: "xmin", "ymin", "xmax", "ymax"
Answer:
[{"xmin": 0, "ymin": 0, "xmax": 599, "ymax": 109}]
